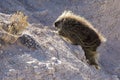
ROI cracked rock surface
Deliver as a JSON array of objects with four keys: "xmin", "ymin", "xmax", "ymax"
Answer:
[{"xmin": 0, "ymin": 0, "xmax": 120, "ymax": 80}]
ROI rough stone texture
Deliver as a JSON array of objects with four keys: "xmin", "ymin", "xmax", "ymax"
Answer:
[{"xmin": 0, "ymin": 0, "xmax": 120, "ymax": 80}]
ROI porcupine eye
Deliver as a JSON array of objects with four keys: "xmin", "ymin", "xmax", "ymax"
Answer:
[{"xmin": 54, "ymin": 21, "xmax": 61, "ymax": 28}]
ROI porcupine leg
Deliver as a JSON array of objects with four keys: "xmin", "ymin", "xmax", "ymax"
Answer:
[
  {"xmin": 82, "ymin": 47, "xmax": 100, "ymax": 69},
  {"xmin": 59, "ymin": 31, "xmax": 79, "ymax": 45}
]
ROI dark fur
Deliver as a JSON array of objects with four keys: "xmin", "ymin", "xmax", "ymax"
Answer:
[{"xmin": 54, "ymin": 11, "xmax": 106, "ymax": 69}]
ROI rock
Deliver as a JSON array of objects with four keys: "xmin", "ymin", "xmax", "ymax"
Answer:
[{"xmin": 0, "ymin": 0, "xmax": 120, "ymax": 80}]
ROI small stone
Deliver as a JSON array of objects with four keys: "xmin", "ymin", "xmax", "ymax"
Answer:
[{"xmin": 19, "ymin": 48, "xmax": 22, "ymax": 51}]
